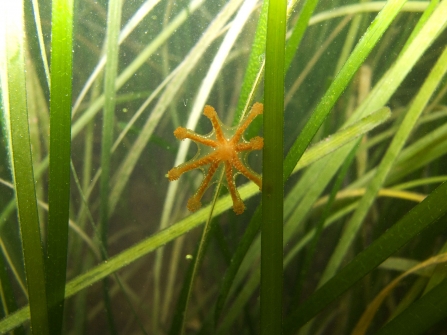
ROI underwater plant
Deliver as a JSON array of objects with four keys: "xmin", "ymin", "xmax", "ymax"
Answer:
[{"xmin": 1, "ymin": 0, "xmax": 447, "ymax": 334}]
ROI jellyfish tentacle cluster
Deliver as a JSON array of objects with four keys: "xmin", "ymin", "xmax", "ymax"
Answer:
[{"xmin": 167, "ymin": 103, "xmax": 263, "ymax": 214}]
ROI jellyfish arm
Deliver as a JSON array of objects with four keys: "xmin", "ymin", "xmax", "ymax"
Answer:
[{"xmin": 167, "ymin": 103, "xmax": 263, "ymax": 214}]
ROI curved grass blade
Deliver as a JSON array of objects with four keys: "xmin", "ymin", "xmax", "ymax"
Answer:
[
  {"xmin": 45, "ymin": 0, "xmax": 74, "ymax": 333},
  {"xmin": 399, "ymin": 0, "xmax": 439, "ymax": 54},
  {"xmin": 353, "ymin": 252, "xmax": 447, "ymax": 335},
  {"xmin": 100, "ymin": 0, "xmax": 122, "ymax": 251},
  {"xmin": 1, "ymin": 2, "xmax": 49, "ymax": 333},
  {"xmin": 283, "ymin": 181, "xmax": 447, "ymax": 334},
  {"xmin": 307, "ymin": 2, "xmax": 429, "ymax": 26},
  {"xmin": 374, "ymin": 278, "xmax": 447, "ymax": 335},
  {"xmin": 293, "ymin": 108, "xmax": 390, "ymax": 172}
]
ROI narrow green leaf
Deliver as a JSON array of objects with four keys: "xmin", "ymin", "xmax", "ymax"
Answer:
[
  {"xmin": 293, "ymin": 108, "xmax": 391, "ymax": 172},
  {"xmin": 284, "ymin": 0, "xmax": 320, "ymax": 70},
  {"xmin": 2, "ymin": 2, "xmax": 49, "ymax": 334},
  {"xmin": 46, "ymin": 0, "xmax": 74, "ymax": 333},
  {"xmin": 99, "ymin": 1, "xmax": 122, "ymax": 333},
  {"xmin": 262, "ymin": 1, "xmax": 286, "ymax": 333},
  {"xmin": 100, "ymin": 0, "xmax": 122, "ymax": 253},
  {"xmin": 399, "ymin": 0, "xmax": 439, "ymax": 54},
  {"xmin": 233, "ymin": 0, "xmax": 268, "ymax": 124}
]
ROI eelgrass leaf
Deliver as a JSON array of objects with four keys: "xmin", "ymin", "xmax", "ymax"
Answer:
[
  {"xmin": 233, "ymin": 0, "xmax": 268, "ymax": 125},
  {"xmin": 2, "ymin": 2, "xmax": 49, "ymax": 333},
  {"xmin": 284, "ymin": 0, "xmax": 320, "ymax": 70},
  {"xmin": 99, "ymin": 0, "xmax": 122, "ymax": 333},
  {"xmin": 29, "ymin": 0, "xmax": 51, "ymax": 91},
  {"xmin": 349, "ymin": 120, "xmax": 447, "ymax": 192},
  {"xmin": 399, "ymin": 0, "xmax": 439, "ymax": 55},
  {"xmin": 261, "ymin": 0, "xmax": 287, "ymax": 333},
  {"xmin": 46, "ymin": 0, "xmax": 74, "ymax": 333}
]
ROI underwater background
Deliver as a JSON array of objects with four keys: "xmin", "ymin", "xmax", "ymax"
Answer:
[{"xmin": 1, "ymin": 0, "xmax": 447, "ymax": 334}]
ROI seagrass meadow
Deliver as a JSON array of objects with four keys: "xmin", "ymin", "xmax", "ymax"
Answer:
[{"xmin": 1, "ymin": 0, "xmax": 447, "ymax": 334}]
